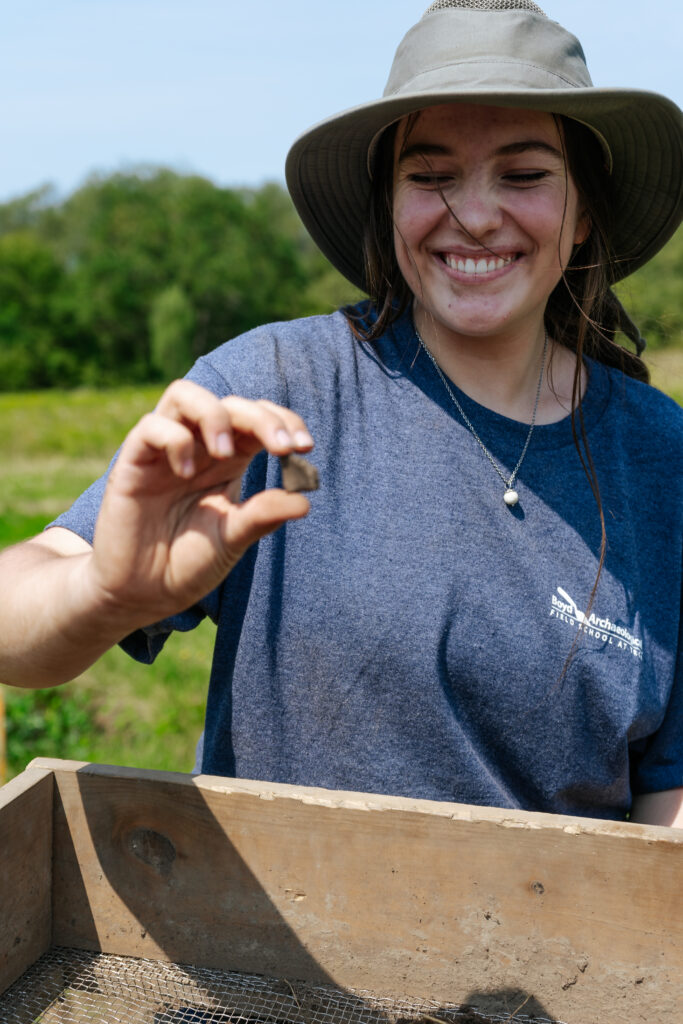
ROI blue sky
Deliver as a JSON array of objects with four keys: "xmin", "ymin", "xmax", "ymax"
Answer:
[{"xmin": 1, "ymin": 0, "xmax": 681, "ymax": 202}]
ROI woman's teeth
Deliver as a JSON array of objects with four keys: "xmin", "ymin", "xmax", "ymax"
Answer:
[{"xmin": 443, "ymin": 254, "xmax": 513, "ymax": 275}]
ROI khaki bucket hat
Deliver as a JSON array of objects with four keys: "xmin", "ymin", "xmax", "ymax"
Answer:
[{"xmin": 286, "ymin": 0, "xmax": 683, "ymax": 290}]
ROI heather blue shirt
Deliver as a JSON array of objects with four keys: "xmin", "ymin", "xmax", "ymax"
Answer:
[{"xmin": 53, "ymin": 306, "xmax": 683, "ymax": 819}]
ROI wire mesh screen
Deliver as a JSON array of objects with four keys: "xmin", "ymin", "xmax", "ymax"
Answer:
[{"xmin": 0, "ymin": 948, "xmax": 568, "ymax": 1024}]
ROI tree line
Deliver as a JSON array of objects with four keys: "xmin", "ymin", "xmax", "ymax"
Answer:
[{"xmin": 0, "ymin": 168, "xmax": 680, "ymax": 390}]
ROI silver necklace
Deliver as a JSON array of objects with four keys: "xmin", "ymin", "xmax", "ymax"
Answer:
[{"xmin": 415, "ymin": 326, "xmax": 549, "ymax": 507}]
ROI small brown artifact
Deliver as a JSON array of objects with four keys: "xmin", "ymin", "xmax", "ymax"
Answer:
[{"xmin": 280, "ymin": 453, "xmax": 319, "ymax": 492}]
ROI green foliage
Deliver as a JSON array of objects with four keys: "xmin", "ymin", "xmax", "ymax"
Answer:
[
  {"xmin": 0, "ymin": 231, "xmax": 88, "ymax": 389},
  {"xmin": 0, "ymin": 185, "xmax": 57, "ymax": 235},
  {"xmin": 647, "ymin": 348, "xmax": 683, "ymax": 405},
  {"xmin": 149, "ymin": 284, "xmax": 196, "ymax": 380},
  {"xmin": 3, "ymin": 624, "xmax": 213, "ymax": 778},
  {"xmin": 0, "ymin": 169, "xmax": 362, "ymax": 391},
  {"xmin": 6, "ymin": 685, "xmax": 96, "ymax": 775},
  {"xmin": 616, "ymin": 227, "xmax": 683, "ymax": 350}
]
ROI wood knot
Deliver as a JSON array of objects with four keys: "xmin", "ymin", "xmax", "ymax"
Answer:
[{"xmin": 127, "ymin": 827, "xmax": 176, "ymax": 877}]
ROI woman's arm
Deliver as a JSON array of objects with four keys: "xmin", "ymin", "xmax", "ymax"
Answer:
[
  {"xmin": 0, "ymin": 527, "xmax": 138, "ymax": 688},
  {"xmin": 630, "ymin": 788, "xmax": 683, "ymax": 828},
  {"xmin": 0, "ymin": 381, "xmax": 314, "ymax": 689}
]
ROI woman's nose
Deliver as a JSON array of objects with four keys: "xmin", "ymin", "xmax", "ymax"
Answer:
[{"xmin": 445, "ymin": 182, "xmax": 503, "ymax": 237}]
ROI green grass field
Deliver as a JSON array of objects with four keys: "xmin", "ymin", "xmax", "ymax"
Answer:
[{"xmin": 1, "ymin": 349, "xmax": 682, "ymax": 781}]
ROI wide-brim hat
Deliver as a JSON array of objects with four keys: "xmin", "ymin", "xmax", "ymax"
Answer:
[{"xmin": 286, "ymin": 0, "xmax": 683, "ymax": 290}]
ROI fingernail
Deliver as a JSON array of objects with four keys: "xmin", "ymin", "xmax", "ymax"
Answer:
[
  {"xmin": 294, "ymin": 429, "xmax": 314, "ymax": 448},
  {"xmin": 275, "ymin": 428, "xmax": 292, "ymax": 447},
  {"xmin": 216, "ymin": 431, "xmax": 233, "ymax": 456},
  {"xmin": 181, "ymin": 458, "xmax": 195, "ymax": 478}
]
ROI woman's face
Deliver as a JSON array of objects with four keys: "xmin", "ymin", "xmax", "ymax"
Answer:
[{"xmin": 392, "ymin": 103, "xmax": 589, "ymax": 347}]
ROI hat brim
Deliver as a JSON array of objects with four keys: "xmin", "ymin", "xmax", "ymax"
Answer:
[{"xmin": 286, "ymin": 88, "xmax": 683, "ymax": 290}]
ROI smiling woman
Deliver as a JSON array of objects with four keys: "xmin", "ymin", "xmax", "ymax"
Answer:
[
  {"xmin": 392, "ymin": 105, "xmax": 589, "ymax": 378},
  {"xmin": 0, "ymin": 0, "xmax": 682, "ymax": 828}
]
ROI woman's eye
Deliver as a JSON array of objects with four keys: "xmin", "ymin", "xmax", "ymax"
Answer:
[
  {"xmin": 504, "ymin": 171, "xmax": 549, "ymax": 184},
  {"xmin": 408, "ymin": 173, "xmax": 452, "ymax": 187}
]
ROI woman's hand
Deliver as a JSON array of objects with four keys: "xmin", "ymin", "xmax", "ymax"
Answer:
[
  {"xmin": 85, "ymin": 380, "xmax": 314, "ymax": 628},
  {"xmin": 0, "ymin": 380, "xmax": 316, "ymax": 688}
]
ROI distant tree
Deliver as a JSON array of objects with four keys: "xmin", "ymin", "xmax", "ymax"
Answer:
[
  {"xmin": 243, "ymin": 182, "xmax": 363, "ymax": 316},
  {"xmin": 0, "ymin": 231, "xmax": 86, "ymax": 388},
  {"xmin": 149, "ymin": 284, "xmax": 196, "ymax": 380},
  {"xmin": 2, "ymin": 168, "xmax": 674, "ymax": 392},
  {"xmin": 54, "ymin": 170, "xmax": 175, "ymax": 381},
  {"xmin": 166, "ymin": 174, "xmax": 310, "ymax": 355},
  {"xmin": 0, "ymin": 185, "xmax": 57, "ymax": 236}
]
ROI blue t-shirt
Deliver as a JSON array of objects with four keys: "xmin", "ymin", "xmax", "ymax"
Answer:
[{"xmin": 53, "ymin": 306, "xmax": 683, "ymax": 819}]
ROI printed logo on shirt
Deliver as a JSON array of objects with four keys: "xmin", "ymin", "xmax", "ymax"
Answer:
[{"xmin": 549, "ymin": 586, "xmax": 643, "ymax": 659}]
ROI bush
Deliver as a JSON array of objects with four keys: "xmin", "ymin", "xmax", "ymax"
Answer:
[{"xmin": 6, "ymin": 686, "xmax": 98, "ymax": 775}]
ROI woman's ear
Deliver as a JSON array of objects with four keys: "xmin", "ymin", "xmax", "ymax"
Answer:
[{"xmin": 573, "ymin": 209, "xmax": 591, "ymax": 247}]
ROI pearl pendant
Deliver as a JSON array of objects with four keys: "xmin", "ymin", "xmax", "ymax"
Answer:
[{"xmin": 503, "ymin": 488, "xmax": 519, "ymax": 507}]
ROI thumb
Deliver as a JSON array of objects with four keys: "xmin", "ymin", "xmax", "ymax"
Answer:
[{"xmin": 224, "ymin": 488, "xmax": 311, "ymax": 556}]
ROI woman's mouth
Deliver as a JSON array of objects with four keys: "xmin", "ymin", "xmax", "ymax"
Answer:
[{"xmin": 441, "ymin": 253, "xmax": 517, "ymax": 276}]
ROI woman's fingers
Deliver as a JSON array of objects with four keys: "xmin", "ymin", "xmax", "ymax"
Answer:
[
  {"xmin": 248, "ymin": 399, "xmax": 315, "ymax": 451},
  {"xmin": 148, "ymin": 381, "xmax": 314, "ymax": 469},
  {"xmin": 83, "ymin": 384, "xmax": 317, "ymax": 625},
  {"xmin": 156, "ymin": 380, "xmax": 237, "ymax": 460},
  {"xmin": 116, "ymin": 383, "xmax": 315, "ymax": 486},
  {"xmin": 119, "ymin": 413, "xmax": 202, "ymax": 480},
  {"xmin": 220, "ymin": 396, "xmax": 314, "ymax": 456}
]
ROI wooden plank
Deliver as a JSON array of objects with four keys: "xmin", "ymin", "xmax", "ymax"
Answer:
[
  {"xmin": 0, "ymin": 764, "xmax": 53, "ymax": 995},
  {"xmin": 44, "ymin": 759, "xmax": 682, "ymax": 1024}
]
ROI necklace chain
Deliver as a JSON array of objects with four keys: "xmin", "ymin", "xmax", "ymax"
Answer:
[{"xmin": 415, "ymin": 325, "xmax": 549, "ymax": 505}]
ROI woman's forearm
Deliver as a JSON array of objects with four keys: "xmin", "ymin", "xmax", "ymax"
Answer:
[
  {"xmin": 631, "ymin": 788, "xmax": 683, "ymax": 828},
  {"xmin": 0, "ymin": 531, "xmax": 141, "ymax": 689}
]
